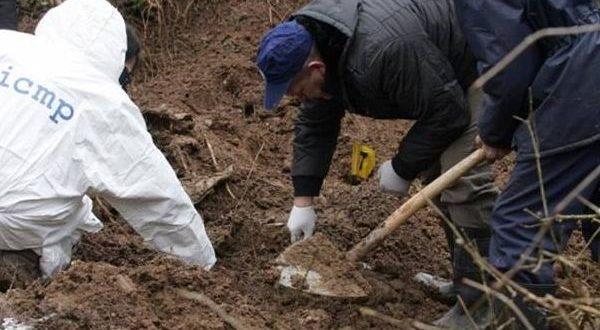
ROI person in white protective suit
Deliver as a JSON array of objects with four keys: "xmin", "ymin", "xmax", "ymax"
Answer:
[{"xmin": 0, "ymin": 0, "xmax": 216, "ymax": 289}]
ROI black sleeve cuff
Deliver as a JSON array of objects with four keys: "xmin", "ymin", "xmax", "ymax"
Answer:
[
  {"xmin": 292, "ymin": 175, "xmax": 324, "ymax": 197},
  {"xmin": 391, "ymin": 154, "xmax": 419, "ymax": 181}
]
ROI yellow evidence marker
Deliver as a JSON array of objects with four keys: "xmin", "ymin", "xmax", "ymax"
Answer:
[{"xmin": 350, "ymin": 143, "xmax": 376, "ymax": 182}]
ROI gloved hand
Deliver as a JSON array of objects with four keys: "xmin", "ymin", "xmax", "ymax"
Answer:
[
  {"xmin": 378, "ymin": 160, "xmax": 411, "ymax": 197},
  {"xmin": 287, "ymin": 205, "xmax": 317, "ymax": 243}
]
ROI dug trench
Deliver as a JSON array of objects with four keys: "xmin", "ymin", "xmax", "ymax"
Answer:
[{"xmin": 1, "ymin": 1, "xmax": 598, "ymax": 329}]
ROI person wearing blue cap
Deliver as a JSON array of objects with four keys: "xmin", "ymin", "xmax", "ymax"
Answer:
[{"xmin": 257, "ymin": 0, "xmax": 498, "ymax": 327}]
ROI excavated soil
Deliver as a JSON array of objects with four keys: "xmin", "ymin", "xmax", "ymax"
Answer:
[{"xmin": 1, "ymin": 1, "xmax": 598, "ymax": 329}]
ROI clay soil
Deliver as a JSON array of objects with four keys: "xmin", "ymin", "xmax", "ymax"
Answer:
[{"xmin": 1, "ymin": 1, "xmax": 598, "ymax": 329}]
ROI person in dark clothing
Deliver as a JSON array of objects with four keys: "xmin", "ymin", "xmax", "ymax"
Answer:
[
  {"xmin": 0, "ymin": 1, "xmax": 70, "ymax": 31},
  {"xmin": 257, "ymin": 0, "xmax": 498, "ymax": 326},
  {"xmin": 0, "ymin": 0, "xmax": 17, "ymax": 30},
  {"xmin": 119, "ymin": 23, "xmax": 142, "ymax": 90},
  {"xmin": 454, "ymin": 0, "xmax": 600, "ymax": 328}
]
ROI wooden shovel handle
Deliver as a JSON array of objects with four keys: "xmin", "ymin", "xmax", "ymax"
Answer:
[{"xmin": 346, "ymin": 149, "xmax": 486, "ymax": 262}]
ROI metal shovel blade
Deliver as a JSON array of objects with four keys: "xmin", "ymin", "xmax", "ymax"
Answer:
[{"xmin": 274, "ymin": 233, "xmax": 370, "ymax": 298}]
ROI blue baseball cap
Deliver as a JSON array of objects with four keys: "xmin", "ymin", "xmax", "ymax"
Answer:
[{"xmin": 257, "ymin": 20, "xmax": 313, "ymax": 110}]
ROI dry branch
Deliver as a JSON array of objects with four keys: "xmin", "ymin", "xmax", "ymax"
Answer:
[
  {"xmin": 204, "ymin": 135, "xmax": 236, "ymax": 199},
  {"xmin": 176, "ymin": 289, "xmax": 259, "ymax": 330},
  {"xmin": 183, "ymin": 165, "xmax": 234, "ymax": 204},
  {"xmin": 358, "ymin": 307, "xmax": 412, "ymax": 329}
]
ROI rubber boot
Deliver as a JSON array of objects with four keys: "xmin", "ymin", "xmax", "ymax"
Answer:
[
  {"xmin": 433, "ymin": 227, "xmax": 492, "ymax": 329},
  {"xmin": 491, "ymin": 283, "xmax": 556, "ymax": 330},
  {"xmin": 582, "ymin": 219, "xmax": 599, "ymax": 262},
  {"xmin": 441, "ymin": 217, "xmax": 455, "ymax": 264},
  {"xmin": 413, "ymin": 272, "xmax": 455, "ymax": 304}
]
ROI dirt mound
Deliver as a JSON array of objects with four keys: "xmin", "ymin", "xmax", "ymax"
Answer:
[{"xmin": 2, "ymin": 0, "xmax": 598, "ymax": 329}]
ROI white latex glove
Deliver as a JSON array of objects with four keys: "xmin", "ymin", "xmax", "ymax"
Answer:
[
  {"xmin": 378, "ymin": 160, "xmax": 411, "ymax": 197},
  {"xmin": 287, "ymin": 206, "xmax": 317, "ymax": 243}
]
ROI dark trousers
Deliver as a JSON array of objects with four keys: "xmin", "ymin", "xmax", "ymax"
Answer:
[
  {"xmin": 489, "ymin": 142, "xmax": 599, "ymax": 284},
  {"xmin": 0, "ymin": 0, "xmax": 17, "ymax": 30}
]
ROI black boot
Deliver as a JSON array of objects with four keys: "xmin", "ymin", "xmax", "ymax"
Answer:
[
  {"xmin": 453, "ymin": 228, "xmax": 490, "ymax": 304},
  {"xmin": 433, "ymin": 227, "xmax": 492, "ymax": 329},
  {"xmin": 491, "ymin": 283, "xmax": 556, "ymax": 330}
]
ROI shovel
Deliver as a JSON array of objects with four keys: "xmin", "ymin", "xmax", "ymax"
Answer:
[{"xmin": 275, "ymin": 149, "xmax": 486, "ymax": 298}]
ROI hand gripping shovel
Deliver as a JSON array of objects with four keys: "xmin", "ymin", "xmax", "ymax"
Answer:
[{"xmin": 275, "ymin": 149, "xmax": 486, "ymax": 298}]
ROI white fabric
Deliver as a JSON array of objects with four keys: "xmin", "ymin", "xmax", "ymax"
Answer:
[
  {"xmin": 0, "ymin": 0, "xmax": 216, "ymax": 276},
  {"xmin": 287, "ymin": 206, "xmax": 316, "ymax": 243},
  {"xmin": 378, "ymin": 160, "xmax": 411, "ymax": 197}
]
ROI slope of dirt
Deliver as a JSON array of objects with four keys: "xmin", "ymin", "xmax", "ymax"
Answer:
[{"xmin": 1, "ymin": 1, "xmax": 598, "ymax": 329}]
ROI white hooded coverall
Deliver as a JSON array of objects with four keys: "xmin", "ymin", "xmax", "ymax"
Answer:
[{"xmin": 0, "ymin": 0, "xmax": 216, "ymax": 277}]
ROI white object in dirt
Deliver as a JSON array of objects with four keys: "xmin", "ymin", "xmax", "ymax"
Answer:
[
  {"xmin": 0, "ymin": 0, "xmax": 215, "ymax": 274},
  {"xmin": 413, "ymin": 272, "xmax": 454, "ymax": 296},
  {"xmin": 2, "ymin": 318, "xmax": 33, "ymax": 330},
  {"xmin": 359, "ymin": 262, "xmax": 373, "ymax": 270},
  {"xmin": 2, "ymin": 314, "xmax": 56, "ymax": 330},
  {"xmin": 277, "ymin": 265, "xmax": 367, "ymax": 298}
]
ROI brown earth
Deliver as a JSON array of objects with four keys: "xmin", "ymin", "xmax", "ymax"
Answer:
[{"xmin": 1, "ymin": 1, "xmax": 598, "ymax": 329}]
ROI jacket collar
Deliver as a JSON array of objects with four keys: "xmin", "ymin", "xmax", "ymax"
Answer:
[{"xmin": 292, "ymin": 0, "xmax": 361, "ymax": 111}]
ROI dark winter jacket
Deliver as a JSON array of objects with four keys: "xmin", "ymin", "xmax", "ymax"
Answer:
[
  {"xmin": 454, "ymin": 0, "xmax": 600, "ymax": 158},
  {"xmin": 290, "ymin": 0, "xmax": 478, "ymax": 196}
]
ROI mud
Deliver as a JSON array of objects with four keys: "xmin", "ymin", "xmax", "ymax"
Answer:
[{"xmin": 1, "ymin": 1, "xmax": 598, "ymax": 329}]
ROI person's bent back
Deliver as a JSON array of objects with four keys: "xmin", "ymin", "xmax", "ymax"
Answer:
[{"xmin": 0, "ymin": 0, "xmax": 216, "ymax": 283}]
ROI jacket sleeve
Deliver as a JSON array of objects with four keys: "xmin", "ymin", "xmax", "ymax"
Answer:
[
  {"xmin": 291, "ymin": 97, "xmax": 345, "ymax": 196},
  {"xmin": 378, "ymin": 38, "xmax": 470, "ymax": 181},
  {"xmin": 453, "ymin": 0, "xmax": 542, "ymax": 148},
  {"xmin": 74, "ymin": 98, "xmax": 216, "ymax": 269}
]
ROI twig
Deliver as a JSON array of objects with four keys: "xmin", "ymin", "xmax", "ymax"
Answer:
[
  {"xmin": 516, "ymin": 109, "xmax": 548, "ymax": 217},
  {"xmin": 265, "ymin": 0, "xmax": 284, "ymax": 21},
  {"xmin": 575, "ymin": 224, "xmax": 600, "ymax": 261},
  {"xmin": 412, "ymin": 320, "xmax": 443, "ymax": 330},
  {"xmin": 176, "ymin": 289, "xmax": 259, "ymax": 330},
  {"xmin": 495, "ymin": 114, "xmax": 556, "ymax": 290},
  {"xmin": 463, "ymin": 279, "xmax": 535, "ymax": 330},
  {"xmin": 235, "ymin": 142, "xmax": 265, "ymax": 209},
  {"xmin": 358, "ymin": 307, "xmax": 411, "ymax": 328},
  {"xmin": 426, "ymin": 197, "xmax": 599, "ymax": 327},
  {"xmin": 204, "ymin": 135, "xmax": 236, "ymax": 199},
  {"xmin": 556, "ymin": 214, "xmax": 599, "ymax": 221},
  {"xmin": 266, "ymin": 0, "xmax": 273, "ymax": 25},
  {"xmin": 578, "ymin": 196, "xmax": 600, "ymax": 215},
  {"xmin": 183, "ymin": 166, "xmax": 234, "ymax": 204},
  {"xmin": 245, "ymin": 143, "xmax": 265, "ymax": 181},
  {"xmin": 174, "ymin": 144, "xmax": 190, "ymax": 173},
  {"xmin": 205, "ymin": 135, "xmax": 219, "ymax": 168},
  {"xmin": 555, "ymin": 165, "xmax": 600, "ymax": 212},
  {"xmin": 457, "ymin": 296, "xmax": 480, "ymax": 330}
]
